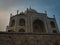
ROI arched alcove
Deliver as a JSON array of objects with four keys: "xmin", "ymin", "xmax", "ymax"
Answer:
[
  {"xmin": 33, "ymin": 19, "xmax": 45, "ymax": 33},
  {"xmin": 8, "ymin": 30, "xmax": 14, "ymax": 32},
  {"xmin": 53, "ymin": 30, "xmax": 57, "ymax": 33},
  {"xmin": 19, "ymin": 29, "xmax": 25, "ymax": 32},
  {"xmin": 19, "ymin": 18, "xmax": 25, "ymax": 26},
  {"xmin": 10, "ymin": 19, "xmax": 15, "ymax": 27},
  {"xmin": 50, "ymin": 21, "xmax": 56, "ymax": 28}
]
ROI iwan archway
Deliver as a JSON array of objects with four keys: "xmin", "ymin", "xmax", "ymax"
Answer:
[{"xmin": 33, "ymin": 19, "xmax": 46, "ymax": 33}]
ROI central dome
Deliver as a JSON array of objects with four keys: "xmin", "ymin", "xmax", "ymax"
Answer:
[{"xmin": 24, "ymin": 8, "xmax": 37, "ymax": 14}]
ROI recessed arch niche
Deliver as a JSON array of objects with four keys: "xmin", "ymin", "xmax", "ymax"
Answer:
[
  {"xmin": 50, "ymin": 21, "xmax": 56, "ymax": 28},
  {"xmin": 10, "ymin": 19, "xmax": 15, "ymax": 27},
  {"xmin": 19, "ymin": 18, "xmax": 25, "ymax": 26},
  {"xmin": 19, "ymin": 29, "xmax": 25, "ymax": 32},
  {"xmin": 33, "ymin": 19, "xmax": 45, "ymax": 33}
]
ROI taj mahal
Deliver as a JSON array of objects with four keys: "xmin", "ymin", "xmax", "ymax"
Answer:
[
  {"xmin": 0, "ymin": 8, "xmax": 60, "ymax": 45},
  {"xmin": 6, "ymin": 7, "xmax": 59, "ymax": 33}
]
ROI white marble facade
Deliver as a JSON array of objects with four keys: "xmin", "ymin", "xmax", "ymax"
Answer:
[{"xmin": 6, "ymin": 8, "xmax": 59, "ymax": 33}]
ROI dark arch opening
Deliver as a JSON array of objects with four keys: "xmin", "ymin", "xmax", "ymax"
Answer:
[
  {"xmin": 53, "ymin": 30, "xmax": 57, "ymax": 33},
  {"xmin": 19, "ymin": 19, "xmax": 25, "ymax": 26},
  {"xmin": 10, "ymin": 19, "xmax": 15, "ymax": 27},
  {"xmin": 33, "ymin": 19, "xmax": 45, "ymax": 33},
  {"xmin": 19, "ymin": 29, "xmax": 25, "ymax": 32},
  {"xmin": 8, "ymin": 30, "xmax": 14, "ymax": 32},
  {"xmin": 50, "ymin": 21, "xmax": 56, "ymax": 28}
]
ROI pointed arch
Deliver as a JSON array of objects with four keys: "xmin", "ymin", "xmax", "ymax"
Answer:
[
  {"xmin": 8, "ymin": 30, "xmax": 14, "ymax": 32},
  {"xmin": 33, "ymin": 19, "xmax": 45, "ymax": 33},
  {"xmin": 19, "ymin": 29, "xmax": 25, "ymax": 32},
  {"xmin": 19, "ymin": 18, "xmax": 25, "ymax": 26},
  {"xmin": 10, "ymin": 19, "xmax": 15, "ymax": 27},
  {"xmin": 50, "ymin": 21, "xmax": 56, "ymax": 28}
]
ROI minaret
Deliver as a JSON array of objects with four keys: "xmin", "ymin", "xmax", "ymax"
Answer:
[
  {"xmin": 53, "ymin": 15, "xmax": 55, "ymax": 18},
  {"xmin": 27, "ymin": 8, "xmax": 28, "ymax": 11},
  {"xmin": 17, "ymin": 10, "xmax": 19, "ymax": 14},
  {"xmin": 45, "ymin": 10, "xmax": 47, "ymax": 14},
  {"xmin": 26, "ymin": 8, "xmax": 28, "ymax": 13},
  {"xmin": 10, "ymin": 13, "xmax": 12, "ymax": 18}
]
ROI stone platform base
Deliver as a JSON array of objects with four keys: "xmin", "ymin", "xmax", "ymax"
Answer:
[{"xmin": 0, "ymin": 32, "xmax": 60, "ymax": 45}]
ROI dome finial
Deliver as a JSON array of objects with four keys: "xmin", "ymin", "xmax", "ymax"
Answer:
[{"xmin": 30, "ymin": 6, "xmax": 31, "ymax": 9}]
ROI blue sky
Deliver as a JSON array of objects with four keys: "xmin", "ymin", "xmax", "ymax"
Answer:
[{"xmin": 0, "ymin": 0, "xmax": 60, "ymax": 31}]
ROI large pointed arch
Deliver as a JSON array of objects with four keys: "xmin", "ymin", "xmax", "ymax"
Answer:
[{"xmin": 33, "ymin": 19, "xmax": 45, "ymax": 33}]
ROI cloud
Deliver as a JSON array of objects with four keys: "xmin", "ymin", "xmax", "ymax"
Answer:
[
  {"xmin": 0, "ymin": 0, "xmax": 26, "ymax": 10},
  {"xmin": 0, "ymin": 11, "xmax": 9, "ymax": 31},
  {"xmin": 0, "ymin": 0, "xmax": 28, "ymax": 31}
]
